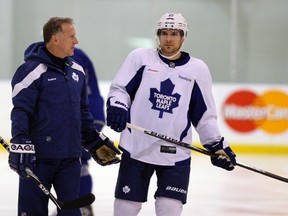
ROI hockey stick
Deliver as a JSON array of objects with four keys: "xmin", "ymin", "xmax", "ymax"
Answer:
[
  {"xmin": 0, "ymin": 136, "xmax": 95, "ymax": 210},
  {"xmin": 126, "ymin": 123, "xmax": 288, "ymax": 184}
]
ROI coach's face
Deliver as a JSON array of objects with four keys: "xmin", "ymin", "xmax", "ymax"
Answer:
[{"xmin": 54, "ymin": 23, "xmax": 78, "ymax": 58}]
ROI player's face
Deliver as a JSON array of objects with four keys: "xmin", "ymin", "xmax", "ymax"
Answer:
[
  {"xmin": 55, "ymin": 23, "xmax": 78, "ymax": 58},
  {"xmin": 158, "ymin": 29, "xmax": 184, "ymax": 58}
]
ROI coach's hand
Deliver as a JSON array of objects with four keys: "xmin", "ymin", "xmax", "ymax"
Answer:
[
  {"xmin": 8, "ymin": 139, "xmax": 36, "ymax": 178},
  {"xmin": 83, "ymin": 131, "xmax": 121, "ymax": 166},
  {"xmin": 204, "ymin": 137, "xmax": 236, "ymax": 171}
]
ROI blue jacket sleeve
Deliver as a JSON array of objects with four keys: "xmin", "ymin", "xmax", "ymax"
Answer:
[
  {"xmin": 11, "ymin": 63, "xmax": 40, "ymax": 142},
  {"xmin": 72, "ymin": 49, "xmax": 105, "ymax": 130},
  {"xmin": 86, "ymin": 57, "xmax": 105, "ymax": 126}
]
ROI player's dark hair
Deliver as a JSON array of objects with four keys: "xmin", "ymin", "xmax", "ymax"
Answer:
[
  {"xmin": 157, "ymin": 29, "xmax": 184, "ymax": 37},
  {"xmin": 43, "ymin": 17, "xmax": 74, "ymax": 43}
]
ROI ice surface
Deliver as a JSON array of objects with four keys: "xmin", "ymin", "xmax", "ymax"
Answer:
[{"xmin": 1, "ymin": 153, "xmax": 288, "ymax": 216}]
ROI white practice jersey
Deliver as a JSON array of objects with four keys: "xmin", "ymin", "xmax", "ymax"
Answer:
[{"xmin": 108, "ymin": 48, "xmax": 225, "ymax": 166}]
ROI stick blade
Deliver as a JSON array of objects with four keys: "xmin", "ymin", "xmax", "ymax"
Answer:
[{"xmin": 61, "ymin": 193, "xmax": 95, "ymax": 210}]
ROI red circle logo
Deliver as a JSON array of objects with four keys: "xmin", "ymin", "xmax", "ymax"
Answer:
[{"xmin": 222, "ymin": 89, "xmax": 288, "ymax": 134}]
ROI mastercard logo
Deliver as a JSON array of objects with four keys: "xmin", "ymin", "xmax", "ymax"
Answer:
[{"xmin": 221, "ymin": 89, "xmax": 288, "ymax": 134}]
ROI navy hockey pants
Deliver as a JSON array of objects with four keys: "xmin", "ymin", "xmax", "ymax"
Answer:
[{"xmin": 17, "ymin": 158, "xmax": 81, "ymax": 216}]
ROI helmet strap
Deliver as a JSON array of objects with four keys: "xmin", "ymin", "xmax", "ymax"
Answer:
[
  {"xmin": 158, "ymin": 49, "xmax": 181, "ymax": 59},
  {"xmin": 157, "ymin": 39, "xmax": 185, "ymax": 60}
]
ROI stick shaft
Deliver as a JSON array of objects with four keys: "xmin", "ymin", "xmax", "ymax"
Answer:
[
  {"xmin": 25, "ymin": 167, "xmax": 64, "ymax": 209},
  {"xmin": 126, "ymin": 123, "xmax": 288, "ymax": 183},
  {"xmin": 0, "ymin": 136, "xmax": 95, "ymax": 210},
  {"xmin": 0, "ymin": 137, "xmax": 64, "ymax": 208}
]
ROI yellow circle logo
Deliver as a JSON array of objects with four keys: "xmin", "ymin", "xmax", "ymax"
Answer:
[{"xmin": 222, "ymin": 89, "xmax": 288, "ymax": 134}]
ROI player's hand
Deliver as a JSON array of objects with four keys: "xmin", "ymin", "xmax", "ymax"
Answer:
[
  {"xmin": 8, "ymin": 140, "xmax": 36, "ymax": 178},
  {"xmin": 204, "ymin": 137, "xmax": 236, "ymax": 171},
  {"xmin": 106, "ymin": 106, "xmax": 127, "ymax": 132},
  {"xmin": 83, "ymin": 132, "xmax": 121, "ymax": 166}
]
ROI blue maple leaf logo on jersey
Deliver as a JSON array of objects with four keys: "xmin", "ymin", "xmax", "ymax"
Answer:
[{"xmin": 149, "ymin": 79, "xmax": 181, "ymax": 118}]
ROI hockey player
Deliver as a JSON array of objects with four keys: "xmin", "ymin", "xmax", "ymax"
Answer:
[
  {"xmin": 72, "ymin": 48, "xmax": 105, "ymax": 216},
  {"xmin": 106, "ymin": 13, "xmax": 237, "ymax": 216},
  {"xmin": 8, "ymin": 17, "xmax": 120, "ymax": 216}
]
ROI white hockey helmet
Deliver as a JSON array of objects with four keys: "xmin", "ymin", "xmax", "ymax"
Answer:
[{"xmin": 156, "ymin": 13, "xmax": 188, "ymax": 37}]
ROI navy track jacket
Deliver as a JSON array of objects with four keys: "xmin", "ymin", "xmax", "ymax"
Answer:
[{"xmin": 11, "ymin": 42, "xmax": 96, "ymax": 158}]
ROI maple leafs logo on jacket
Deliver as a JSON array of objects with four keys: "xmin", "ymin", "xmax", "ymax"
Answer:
[{"xmin": 149, "ymin": 79, "xmax": 181, "ymax": 118}]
